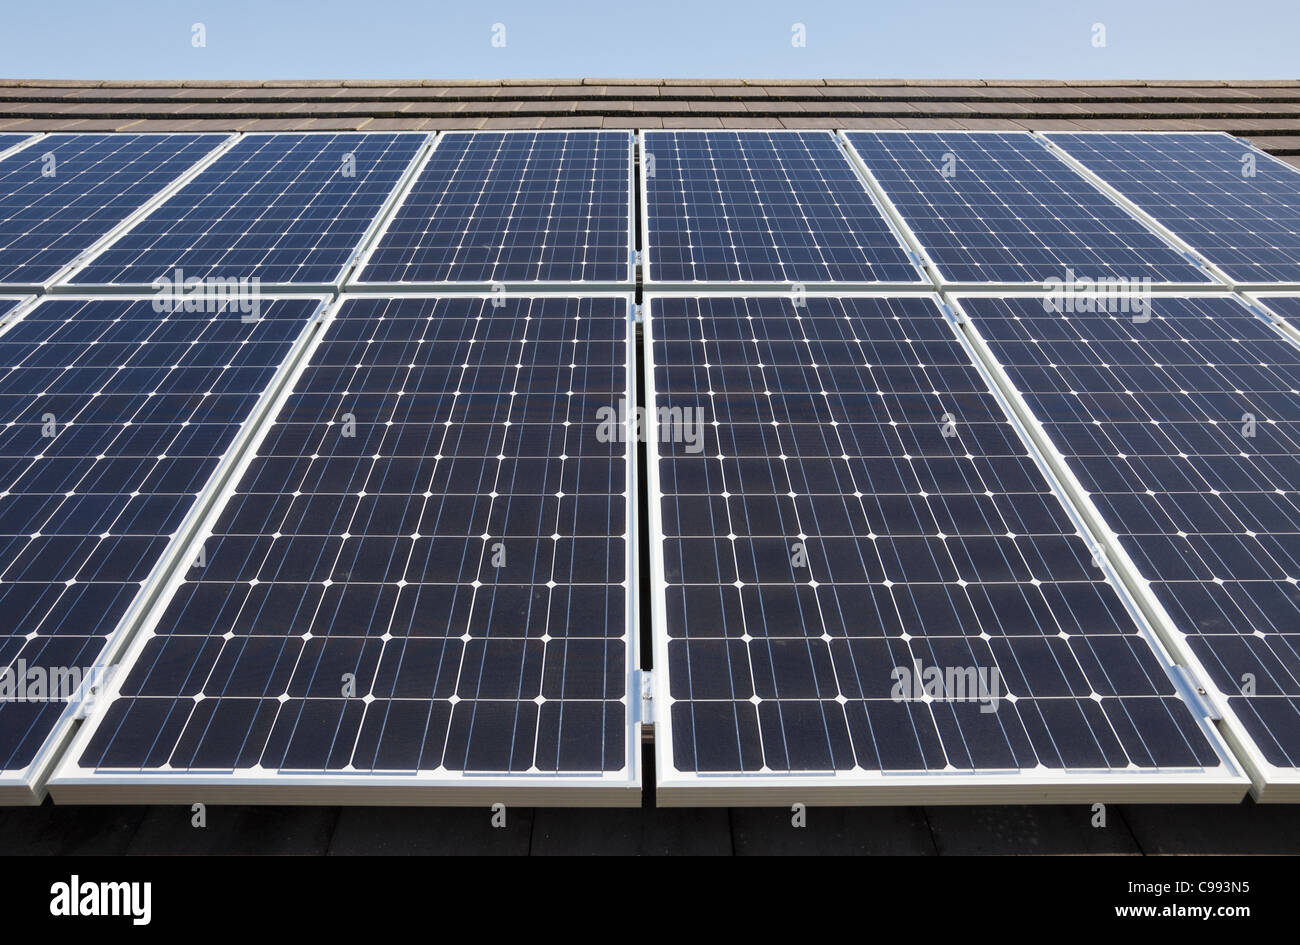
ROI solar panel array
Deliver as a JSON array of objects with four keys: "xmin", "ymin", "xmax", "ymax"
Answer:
[
  {"xmin": 0, "ymin": 127, "xmax": 1291, "ymax": 804},
  {"xmin": 355, "ymin": 132, "xmax": 632, "ymax": 285},
  {"xmin": 67, "ymin": 296, "xmax": 635, "ymax": 797},
  {"xmin": 643, "ymin": 131, "xmax": 923, "ymax": 285},
  {"xmin": 0, "ymin": 296, "xmax": 319, "ymax": 790},
  {"xmin": 844, "ymin": 131, "xmax": 1211, "ymax": 285},
  {"xmin": 69, "ymin": 133, "xmax": 426, "ymax": 287},
  {"xmin": 0, "ymin": 133, "xmax": 226, "ymax": 286},
  {"xmin": 648, "ymin": 294, "xmax": 1227, "ymax": 796},
  {"xmin": 959, "ymin": 294, "xmax": 1300, "ymax": 781},
  {"xmin": 1048, "ymin": 133, "xmax": 1300, "ymax": 285}
]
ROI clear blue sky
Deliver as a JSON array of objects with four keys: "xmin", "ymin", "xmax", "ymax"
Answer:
[{"xmin": 2, "ymin": 0, "xmax": 1295, "ymax": 80}]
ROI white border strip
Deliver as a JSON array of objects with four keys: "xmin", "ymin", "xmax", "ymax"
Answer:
[
  {"xmin": 1246, "ymin": 291, "xmax": 1300, "ymax": 351},
  {"xmin": 0, "ymin": 133, "xmax": 43, "ymax": 163},
  {"xmin": 0, "ymin": 294, "xmax": 38, "ymax": 340}
]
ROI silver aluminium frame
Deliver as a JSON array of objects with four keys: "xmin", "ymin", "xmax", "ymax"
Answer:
[{"xmin": 643, "ymin": 288, "xmax": 1246, "ymax": 806}]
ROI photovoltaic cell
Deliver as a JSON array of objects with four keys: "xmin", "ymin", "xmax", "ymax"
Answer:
[
  {"xmin": 649, "ymin": 294, "xmax": 1226, "ymax": 796},
  {"xmin": 0, "ymin": 133, "xmax": 226, "ymax": 285},
  {"xmin": 960, "ymin": 294, "xmax": 1300, "ymax": 778},
  {"xmin": 70, "ymin": 133, "xmax": 425, "ymax": 287},
  {"xmin": 643, "ymin": 131, "xmax": 922, "ymax": 284},
  {"xmin": 845, "ymin": 131, "xmax": 1211, "ymax": 285},
  {"xmin": 0, "ymin": 296, "xmax": 319, "ymax": 789},
  {"xmin": 355, "ymin": 132, "xmax": 632, "ymax": 284},
  {"xmin": 1047, "ymin": 132, "xmax": 1300, "ymax": 284},
  {"xmin": 68, "ymin": 296, "xmax": 634, "ymax": 796}
]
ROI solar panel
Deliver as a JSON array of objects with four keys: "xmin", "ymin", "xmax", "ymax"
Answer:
[
  {"xmin": 0, "ymin": 295, "xmax": 322, "ymax": 802},
  {"xmin": 646, "ymin": 293, "xmax": 1240, "ymax": 804},
  {"xmin": 53, "ymin": 295, "xmax": 639, "ymax": 804},
  {"xmin": 353, "ymin": 132, "xmax": 633, "ymax": 285},
  {"xmin": 956, "ymin": 293, "xmax": 1300, "ymax": 799},
  {"xmin": 0, "ymin": 297, "xmax": 24, "ymax": 321},
  {"xmin": 1253, "ymin": 294, "xmax": 1300, "ymax": 336},
  {"xmin": 1046, "ymin": 132, "xmax": 1300, "ymax": 284},
  {"xmin": 843, "ymin": 131, "xmax": 1212, "ymax": 286},
  {"xmin": 643, "ymin": 131, "xmax": 924, "ymax": 286},
  {"xmin": 68, "ymin": 133, "xmax": 426, "ymax": 288},
  {"xmin": 0, "ymin": 133, "xmax": 227, "ymax": 287}
]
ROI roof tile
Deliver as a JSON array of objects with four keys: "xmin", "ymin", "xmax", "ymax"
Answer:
[
  {"xmin": 602, "ymin": 116, "xmax": 660, "ymax": 128},
  {"xmin": 659, "ymin": 116, "xmax": 725, "ymax": 128},
  {"xmin": 825, "ymin": 117, "xmax": 905, "ymax": 129},
  {"xmin": 0, "ymin": 78, "xmax": 1294, "ymax": 156},
  {"xmin": 424, "ymin": 116, "xmax": 487, "ymax": 129},
  {"xmin": 353, "ymin": 117, "xmax": 433, "ymax": 131},
  {"xmin": 533, "ymin": 116, "xmax": 605, "ymax": 128}
]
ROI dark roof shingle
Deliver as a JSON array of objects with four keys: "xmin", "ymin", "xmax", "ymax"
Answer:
[{"xmin": 0, "ymin": 78, "xmax": 1297, "ymax": 154}]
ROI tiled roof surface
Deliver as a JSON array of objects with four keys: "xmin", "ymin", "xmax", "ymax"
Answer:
[{"xmin": 1, "ymin": 78, "xmax": 1298, "ymax": 165}]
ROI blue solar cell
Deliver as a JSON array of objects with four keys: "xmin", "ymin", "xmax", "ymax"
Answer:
[
  {"xmin": 0, "ymin": 133, "xmax": 225, "ymax": 285},
  {"xmin": 69, "ymin": 296, "xmax": 635, "ymax": 794},
  {"xmin": 961, "ymin": 294, "xmax": 1300, "ymax": 776},
  {"xmin": 0, "ymin": 296, "xmax": 319, "ymax": 788},
  {"xmin": 355, "ymin": 132, "xmax": 632, "ymax": 284},
  {"xmin": 1255, "ymin": 294, "xmax": 1300, "ymax": 335},
  {"xmin": 845, "ymin": 131, "xmax": 1212, "ymax": 285},
  {"xmin": 644, "ymin": 131, "xmax": 923, "ymax": 284},
  {"xmin": 649, "ymin": 294, "xmax": 1226, "ymax": 794},
  {"xmin": 1047, "ymin": 132, "xmax": 1300, "ymax": 284},
  {"xmin": 70, "ymin": 133, "xmax": 425, "ymax": 287}
]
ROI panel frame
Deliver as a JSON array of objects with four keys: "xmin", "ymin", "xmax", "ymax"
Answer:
[
  {"xmin": 0, "ymin": 292, "xmax": 331, "ymax": 804},
  {"xmin": 645, "ymin": 289, "xmax": 1247, "ymax": 806},
  {"xmin": 1245, "ymin": 290, "xmax": 1300, "ymax": 352},
  {"xmin": 52, "ymin": 131, "xmax": 429, "ymax": 295},
  {"xmin": 348, "ymin": 131, "xmax": 638, "ymax": 292},
  {"xmin": 49, "ymin": 292, "xmax": 643, "ymax": 806},
  {"xmin": 948, "ymin": 288, "xmax": 1300, "ymax": 802},
  {"xmin": 639, "ymin": 130, "xmax": 932, "ymax": 293},
  {"xmin": 0, "ymin": 294, "xmax": 38, "ymax": 340},
  {"xmin": 1039, "ymin": 130, "xmax": 1300, "ymax": 292},
  {"xmin": 0, "ymin": 134, "xmax": 41, "ymax": 163},
  {"xmin": 837, "ymin": 129, "xmax": 1220, "ymax": 293}
]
